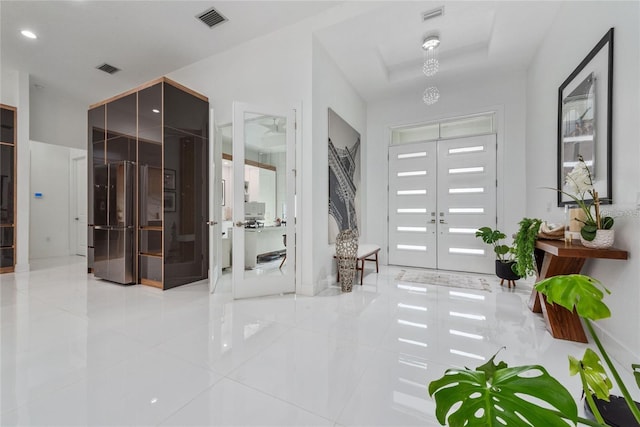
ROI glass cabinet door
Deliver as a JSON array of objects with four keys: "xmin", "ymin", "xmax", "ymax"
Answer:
[
  {"xmin": 0, "ymin": 145, "xmax": 14, "ymax": 225},
  {"xmin": 0, "ymin": 105, "xmax": 15, "ymax": 272},
  {"xmin": 162, "ymin": 83, "xmax": 209, "ymax": 289},
  {"xmin": 138, "ymin": 83, "xmax": 163, "ymax": 287}
]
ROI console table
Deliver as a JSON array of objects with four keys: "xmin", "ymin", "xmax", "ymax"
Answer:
[{"xmin": 528, "ymin": 239, "xmax": 628, "ymax": 342}]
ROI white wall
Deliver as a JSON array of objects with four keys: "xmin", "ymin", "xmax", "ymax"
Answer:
[
  {"xmin": 29, "ymin": 141, "xmax": 86, "ymax": 259},
  {"xmin": 367, "ymin": 71, "xmax": 528, "ymax": 265},
  {"xmin": 168, "ymin": 5, "xmax": 371, "ymax": 295},
  {"xmin": 310, "ymin": 38, "xmax": 367, "ymax": 295},
  {"xmin": 1, "ymin": 69, "xmax": 19, "ymax": 106},
  {"xmin": 526, "ymin": 1, "xmax": 640, "ymax": 369},
  {"xmin": 167, "ymin": 17, "xmax": 312, "ymax": 293},
  {"xmin": 2, "ymin": 67, "xmax": 87, "ymax": 269},
  {"xmin": 30, "ymin": 85, "xmax": 86, "ymax": 149}
]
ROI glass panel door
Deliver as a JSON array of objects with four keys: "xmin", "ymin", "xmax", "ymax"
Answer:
[
  {"xmin": 232, "ymin": 102, "xmax": 295, "ymax": 299},
  {"xmin": 436, "ymin": 135, "xmax": 496, "ymax": 274},
  {"xmin": 209, "ymin": 108, "xmax": 221, "ymax": 293},
  {"xmin": 387, "ymin": 134, "xmax": 497, "ymax": 274},
  {"xmin": 388, "ymin": 141, "xmax": 437, "ymax": 268}
]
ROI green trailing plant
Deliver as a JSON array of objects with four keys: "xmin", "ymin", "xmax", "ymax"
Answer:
[
  {"xmin": 429, "ymin": 274, "xmax": 640, "ymax": 427},
  {"xmin": 512, "ymin": 217, "xmax": 542, "ymax": 277},
  {"xmin": 474, "ymin": 227, "xmax": 514, "ymax": 262}
]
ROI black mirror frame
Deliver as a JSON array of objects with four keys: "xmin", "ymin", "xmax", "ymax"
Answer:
[{"xmin": 557, "ymin": 28, "xmax": 614, "ymax": 207}]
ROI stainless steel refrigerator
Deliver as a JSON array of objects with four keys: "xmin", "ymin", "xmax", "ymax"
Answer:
[{"xmin": 93, "ymin": 161, "xmax": 134, "ymax": 284}]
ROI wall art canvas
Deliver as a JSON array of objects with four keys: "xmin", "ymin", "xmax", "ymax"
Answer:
[{"xmin": 328, "ymin": 108, "xmax": 361, "ymax": 243}]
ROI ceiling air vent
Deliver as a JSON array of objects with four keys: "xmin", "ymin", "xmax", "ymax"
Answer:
[
  {"xmin": 422, "ymin": 6, "xmax": 444, "ymax": 22},
  {"xmin": 96, "ymin": 63, "xmax": 120, "ymax": 74},
  {"xmin": 196, "ymin": 7, "xmax": 227, "ymax": 28}
]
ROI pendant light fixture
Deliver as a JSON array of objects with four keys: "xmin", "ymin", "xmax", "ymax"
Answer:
[
  {"xmin": 422, "ymin": 35, "xmax": 440, "ymax": 77},
  {"xmin": 422, "ymin": 34, "xmax": 441, "ymax": 105}
]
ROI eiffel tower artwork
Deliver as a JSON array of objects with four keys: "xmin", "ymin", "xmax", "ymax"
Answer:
[{"xmin": 328, "ymin": 109, "xmax": 361, "ymax": 243}]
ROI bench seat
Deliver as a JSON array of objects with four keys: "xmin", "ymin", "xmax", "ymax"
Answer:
[{"xmin": 332, "ymin": 243, "xmax": 381, "ymax": 286}]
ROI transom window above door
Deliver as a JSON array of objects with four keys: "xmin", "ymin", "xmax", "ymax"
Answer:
[{"xmin": 391, "ymin": 112, "xmax": 495, "ymax": 145}]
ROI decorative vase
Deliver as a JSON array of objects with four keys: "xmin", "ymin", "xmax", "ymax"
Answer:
[
  {"xmin": 580, "ymin": 229, "xmax": 615, "ymax": 249},
  {"xmin": 584, "ymin": 394, "xmax": 640, "ymax": 426},
  {"xmin": 495, "ymin": 260, "xmax": 520, "ymax": 281},
  {"xmin": 335, "ymin": 229, "xmax": 358, "ymax": 292}
]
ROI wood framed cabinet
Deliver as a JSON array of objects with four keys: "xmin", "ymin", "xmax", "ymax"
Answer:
[
  {"xmin": 0, "ymin": 104, "xmax": 16, "ymax": 274},
  {"xmin": 88, "ymin": 78, "xmax": 209, "ymax": 289}
]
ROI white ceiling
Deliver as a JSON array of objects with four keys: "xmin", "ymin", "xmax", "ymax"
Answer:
[
  {"xmin": 315, "ymin": 1, "xmax": 562, "ymax": 102},
  {"xmin": 1, "ymin": 1, "xmax": 562, "ymax": 106},
  {"xmin": 0, "ymin": 0, "xmax": 341, "ymax": 104}
]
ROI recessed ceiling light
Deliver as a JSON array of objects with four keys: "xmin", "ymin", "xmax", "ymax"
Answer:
[
  {"xmin": 152, "ymin": 109, "xmax": 160, "ymax": 114},
  {"xmin": 21, "ymin": 30, "xmax": 37, "ymax": 39}
]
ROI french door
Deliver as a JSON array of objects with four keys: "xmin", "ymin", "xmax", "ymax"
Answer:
[
  {"xmin": 231, "ymin": 102, "xmax": 296, "ymax": 299},
  {"xmin": 388, "ymin": 134, "xmax": 496, "ymax": 274},
  {"xmin": 208, "ymin": 108, "xmax": 221, "ymax": 293},
  {"xmin": 72, "ymin": 155, "xmax": 87, "ymax": 256}
]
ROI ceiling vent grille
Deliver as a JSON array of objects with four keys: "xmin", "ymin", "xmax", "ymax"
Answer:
[
  {"xmin": 422, "ymin": 6, "xmax": 444, "ymax": 22},
  {"xmin": 96, "ymin": 63, "xmax": 120, "ymax": 74},
  {"xmin": 197, "ymin": 7, "xmax": 227, "ymax": 28}
]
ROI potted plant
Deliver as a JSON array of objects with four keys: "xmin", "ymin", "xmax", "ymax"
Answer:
[
  {"xmin": 512, "ymin": 217, "xmax": 543, "ymax": 278},
  {"xmin": 429, "ymin": 274, "xmax": 640, "ymax": 427},
  {"xmin": 557, "ymin": 155, "xmax": 614, "ymax": 248},
  {"xmin": 475, "ymin": 227, "xmax": 520, "ymax": 286}
]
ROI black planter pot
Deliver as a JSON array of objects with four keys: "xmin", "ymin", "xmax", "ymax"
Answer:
[
  {"xmin": 584, "ymin": 395, "xmax": 640, "ymax": 427},
  {"xmin": 495, "ymin": 260, "xmax": 520, "ymax": 281}
]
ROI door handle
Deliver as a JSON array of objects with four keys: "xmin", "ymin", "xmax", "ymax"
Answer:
[
  {"xmin": 439, "ymin": 219, "xmax": 448, "ymax": 224},
  {"xmin": 75, "ymin": 217, "xmax": 79, "ymax": 221},
  {"xmin": 207, "ymin": 220, "xmax": 218, "ymax": 226},
  {"xmin": 235, "ymin": 221, "xmax": 249, "ymax": 227},
  {"xmin": 430, "ymin": 219, "xmax": 436, "ymax": 224}
]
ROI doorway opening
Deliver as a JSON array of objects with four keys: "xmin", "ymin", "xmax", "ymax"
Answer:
[{"xmin": 217, "ymin": 103, "xmax": 296, "ymax": 299}]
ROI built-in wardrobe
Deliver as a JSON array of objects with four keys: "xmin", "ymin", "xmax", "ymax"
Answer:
[
  {"xmin": 0, "ymin": 104, "xmax": 16, "ymax": 273},
  {"xmin": 88, "ymin": 78, "xmax": 209, "ymax": 289}
]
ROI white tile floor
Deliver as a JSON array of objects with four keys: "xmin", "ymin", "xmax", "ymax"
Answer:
[{"xmin": 0, "ymin": 256, "xmax": 636, "ymax": 426}]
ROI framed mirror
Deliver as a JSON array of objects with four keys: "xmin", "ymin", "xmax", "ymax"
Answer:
[{"xmin": 557, "ymin": 28, "xmax": 613, "ymax": 206}]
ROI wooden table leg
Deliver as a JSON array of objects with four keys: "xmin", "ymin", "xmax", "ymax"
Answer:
[
  {"xmin": 540, "ymin": 294, "xmax": 588, "ymax": 342},
  {"xmin": 528, "ymin": 290, "xmax": 542, "ymax": 313},
  {"xmin": 530, "ymin": 250, "xmax": 588, "ymax": 342}
]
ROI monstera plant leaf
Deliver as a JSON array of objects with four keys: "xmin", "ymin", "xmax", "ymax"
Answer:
[
  {"xmin": 428, "ymin": 354, "xmax": 577, "ymax": 426},
  {"xmin": 535, "ymin": 274, "xmax": 611, "ymax": 321},
  {"xmin": 569, "ymin": 348, "xmax": 612, "ymax": 400}
]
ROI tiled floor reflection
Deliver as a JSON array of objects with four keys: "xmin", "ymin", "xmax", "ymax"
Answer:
[{"xmin": 1, "ymin": 255, "xmax": 636, "ymax": 425}]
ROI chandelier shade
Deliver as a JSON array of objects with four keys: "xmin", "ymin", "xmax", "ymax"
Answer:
[{"xmin": 423, "ymin": 87, "xmax": 440, "ymax": 105}]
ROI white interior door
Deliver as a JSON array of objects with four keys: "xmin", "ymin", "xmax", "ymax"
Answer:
[
  {"xmin": 388, "ymin": 142, "xmax": 437, "ymax": 268},
  {"xmin": 209, "ymin": 108, "xmax": 221, "ymax": 293},
  {"xmin": 388, "ymin": 134, "xmax": 496, "ymax": 274},
  {"xmin": 436, "ymin": 135, "xmax": 496, "ymax": 274},
  {"xmin": 232, "ymin": 102, "xmax": 296, "ymax": 299},
  {"xmin": 72, "ymin": 156, "xmax": 87, "ymax": 256}
]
